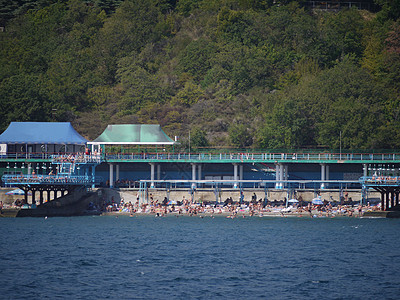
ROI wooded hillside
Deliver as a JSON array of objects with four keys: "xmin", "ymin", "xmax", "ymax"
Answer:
[{"xmin": 1, "ymin": 0, "xmax": 399, "ymax": 150}]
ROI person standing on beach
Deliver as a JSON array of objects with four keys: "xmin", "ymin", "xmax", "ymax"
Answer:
[{"xmin": 358, "ymin": 205, "xmax": 363, "ymax": 217}]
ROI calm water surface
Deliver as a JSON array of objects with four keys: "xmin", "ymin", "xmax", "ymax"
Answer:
[{"xmin": 1, "ymin": 215, "xmax": 399, "ymax": 299}]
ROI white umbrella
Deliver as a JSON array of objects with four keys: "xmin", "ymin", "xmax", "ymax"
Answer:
[
  {"xmin": 312, "ymin": 198, "xmax": 324, "ymax": 205},
  {"xmin": 6, "ymin": 189, "xmax": 25, "ymax": 195}
]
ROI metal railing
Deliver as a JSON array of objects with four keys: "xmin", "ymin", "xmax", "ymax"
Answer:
[
  {"xmin": 50, "ymin": 154, "xmax": 102, "ymax": 164},
  {"xmin": 359, "ymin": 176, "xmax": 400, "ymax": 186},
  {"xmin": 1, "ymin": 151, "xmax": 400, "ymax": 163},
  {"xmin": 105, "ymin": 152, "xmax": 400, "ymax": 162},
  {"xmin": 2, "ymin": 174, "xmax": 102, "ymax": 185}
]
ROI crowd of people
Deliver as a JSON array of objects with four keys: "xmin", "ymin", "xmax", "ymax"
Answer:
[{"xmin": 100, "ymin": 194, "xmax": 378, "ymax": 218}]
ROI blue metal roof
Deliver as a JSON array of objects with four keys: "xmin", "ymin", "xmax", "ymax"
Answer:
[{"xmin": 0, "ymin": 122, "xmax": 88, "ymax": 144}]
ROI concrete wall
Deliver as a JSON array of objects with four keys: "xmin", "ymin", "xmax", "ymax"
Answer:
[{"xmin": 101, "ymin": 188, "xmax": 380, "ymax": 205}]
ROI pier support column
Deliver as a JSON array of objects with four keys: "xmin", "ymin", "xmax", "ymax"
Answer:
[
  {"xmin": 239, "ymin": 164, "xmax": 243, "ymax": 181},
  {"xmin": 150, "ymin": 163, "xmax": 155, "ymax": 188},
  {"xmin": 191, "ymin": 163, "xmax": 197, "ymax": 189},
  {"xmin": 275, "ymin": 164, "xmax": 281, "ymax": 189},
  {"xmin": 109, "ymin": 163, "xmax": 114, "ymax": 188},
  {"xmin": 279, "ymin": 164, "xmax": 284, "ymax": 189},
  {"xmin": 157, "ymin": 164, "xmax": 161, "ymax": 181},
  {"xmin": 363, "ymin": 164, "xmax": 368, "ymax": 177},
  {"xmin": 320, "ymin": 164, "xmax": 326, "ymax": 189},
  {"xmin": 39, "ymin": 191, "xmax": 43, "ymax": 205},
  {"xmin": 381, "ymin": 192, "xmax": 385, "ymax": 211},
  {"xmin": 325, "ymin": 165, "xmax": 330, "ymax": 188},
  {"xmin": 28, "ymin": 163, "xmax": 32, "ymax": 175},
  {"xmin": 197, "ymin": 164, "xmax": 202, "ymax": 187},
  {"xmin": 233, "ymin": 163, "xmax": 238, "ymax": 188},
  {"xmin": 283, "ymin": 164, "xmax": 288, "ymax": 189},
  {"xmin": 391, "ymin": 191, "xmax": 395, "ymax": 209},
  {"xmin": 386, "ymin": 191, "xmax": 390, "ymax": 210},
  {"xmin": 116, "ymin": 164, "xmax": 120, "ymax": 183}
]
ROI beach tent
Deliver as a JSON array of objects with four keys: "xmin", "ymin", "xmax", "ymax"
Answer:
[
  {"xmin": 0, "ymin": 122, "xmax": 88, "ymax": 154},
  {"xmin": 88, "ymin": 124, "xmax": 176, "ymax": 146}
]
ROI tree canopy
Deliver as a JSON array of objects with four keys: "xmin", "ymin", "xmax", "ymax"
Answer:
[{"xmin": 0, "ymin": 0, "xmax": 399, "ymax": 150}]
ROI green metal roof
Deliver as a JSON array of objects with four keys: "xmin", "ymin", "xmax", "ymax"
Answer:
[{"xmin": 88, "ymin": 124, "xmax": 175, "ymax": 145}]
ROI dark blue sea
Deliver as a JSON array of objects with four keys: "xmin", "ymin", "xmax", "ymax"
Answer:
[{"xmin": 1, "ymin": 215, "xmax": 399, "ymax": 299}]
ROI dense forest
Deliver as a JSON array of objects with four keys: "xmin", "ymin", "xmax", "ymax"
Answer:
[{"xmin": 0, "ymin": 0, "xmax": 399, "ymax": 150}]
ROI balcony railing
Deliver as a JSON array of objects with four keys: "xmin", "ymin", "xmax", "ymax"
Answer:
[{"xmin": 2, "ymin": 174, "xmax": 102, "ymax": 185}]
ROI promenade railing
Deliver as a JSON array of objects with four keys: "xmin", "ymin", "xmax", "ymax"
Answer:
[
  {"xmin": 2, "ymin": 151, "xmax": 400, "ymax": 163},
  {"xmin": 104, "ymin": 152, "xmax": 400, "ymax": 162}
]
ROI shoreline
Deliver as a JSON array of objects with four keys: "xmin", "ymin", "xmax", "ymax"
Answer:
[{"xmin": 100, "ymin": 208, "xmax": 366, "ymax": 218}]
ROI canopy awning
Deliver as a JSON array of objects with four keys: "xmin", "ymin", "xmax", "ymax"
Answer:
[
  {"xmin": 0, "ymin": 122, "xmax": 88, "ymax": 144},
  {"xmin": 88, "ymin": 124, "xmax": 176, "ymax": 145}
]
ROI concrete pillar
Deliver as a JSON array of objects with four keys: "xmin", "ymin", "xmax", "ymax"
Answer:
[
  {"xmin": 320, "ymin": 164, "xmax": 326, "ymax": 189},
  {"xmin": 197, "ymin": 164, "xmax": 202, "ymax": 188},
  {"xmin": 386, "ymin": 192, "xmax": 390, "ymax": 210},
  {"xmin": 391, "ymin": 191, "xmax": 395, "ymax": 209},
  {"xmin": 28, "ymin": 163, "xmax": 32, "ymax": 175},
  {"xmin": 239, "ymin": 164, "xmax": 243, "ymax": 181},
  {"xmin": 275, "ymin": 164, "xmax": 280, "ymax": 189},
  {"xmin": 325, "ymin": 165, "xmax": 330, "ymax": 188},
  {"xmin": 283, "ymin": 164, "xmax": 288, "ymax": 188},
  {"xmin": 109, "ymin": 163, "xmax": 114, "ymax": 188},
  {"xmin": 363, "ymin": 164, "xmax": 368, "ymax": 177},
  {"xmin": 150, "ymin": 163, "xmax": 155, "ymax": 188},
  {"xmin": 157, "ymin": 164, "xmax": 161, "ymax": 181},
  {"xmin": 116, "ymin": 164, "xmax": 120, "ymax": 182},
  {"xmin": 279, "ymin": 164, "xmax": 284, "ymax": 189},
  {"xmin": 233, "ymin": 163, "xmax": 238, "ymax": 188},
  {"xmin": 197, "ymin": 164, "xmax": 202, "ymax": 180},
  {"xmin": 191, "ymin": 163, "xmax": 197, "ymax": 189}
]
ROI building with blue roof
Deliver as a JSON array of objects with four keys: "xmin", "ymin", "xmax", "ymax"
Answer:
[{"xmin": 0, "ymin": 122, "xmax": 87, "ymax": 155}]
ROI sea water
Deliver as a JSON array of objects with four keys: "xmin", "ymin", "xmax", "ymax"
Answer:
[{"xmin": 0, "ymin": 215, "xmax": 399, "ymax": 299}]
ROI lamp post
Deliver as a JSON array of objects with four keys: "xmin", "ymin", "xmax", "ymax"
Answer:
[{"xmin": 52, "ymin": 108, "xmax": 57, "ymax": 122}]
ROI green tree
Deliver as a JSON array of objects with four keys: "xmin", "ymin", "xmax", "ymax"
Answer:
[
  {"xmin": 190, "ymin": 127, "xmax": 209, "ymax": 149},
  {"xmin": 229, "ymin": 123, "xmax": 252, "ymax": 148}
]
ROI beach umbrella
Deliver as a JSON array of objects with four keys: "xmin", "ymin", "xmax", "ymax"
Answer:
[
  {"xmin": 312, "ymin": 198, "xmax": 324, "ymax": 205},
  {"xmin": 5, "ymin": 188, "xmax": 25, "ymax": 195},
  {"xmin": 288, "ymin": 199, "xmax": 298, "ymax": 203}
]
